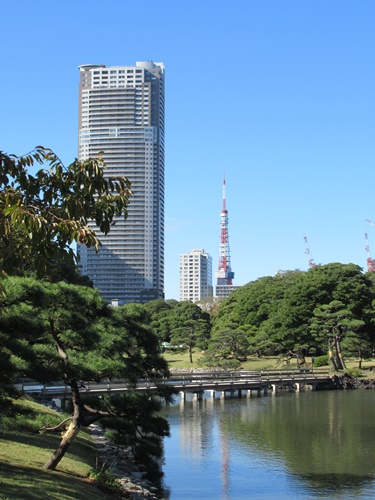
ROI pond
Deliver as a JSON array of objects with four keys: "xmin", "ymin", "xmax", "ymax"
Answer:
[{"xmin": 161, "ymin": 389, "xmax": 375, "ymax": 499}]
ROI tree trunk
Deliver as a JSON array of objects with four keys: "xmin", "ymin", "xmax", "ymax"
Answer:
[
  {"xmin": 189, "ymin": 344, "xmax": 193, "ymax": 364},
  {"xmin": 328, "ymin": 341, "xmax": 338, "ymax": 371},
  {"xmin": 44, "ymin": 421, "xmax": 80, "ymax": 470},
  {"xmin": 335, "ymin": 337, "xmax": 347, "ymax": 370},
  {"xmin": 44, "ymin": 378, "xmax": 82, "ymax": 471}
]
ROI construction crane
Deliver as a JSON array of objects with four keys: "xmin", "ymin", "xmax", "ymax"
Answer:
[
  {"xmin": 365, "ymin": 232, "xmax": 375, "ymax": 272},
  {"xmin": 304, "ymin": 236, "xmax": 316, "ymax": 268}
]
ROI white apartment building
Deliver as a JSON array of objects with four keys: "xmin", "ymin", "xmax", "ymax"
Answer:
[
  {"xmin": 179, "ymin": 250, "xmax": 213, "ymax": 302},
  {"xmin": 77, "ymin": 61, "xmax": 165, "ymax": 303}
]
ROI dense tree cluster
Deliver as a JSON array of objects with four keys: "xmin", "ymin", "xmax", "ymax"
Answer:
[
  {"xmin": 143, "ymin": 299, "xmax": 212, "ymax": 362},
  {"xmin": 211, "ymin": 264, "xmax": 375, "ymax": 368}
]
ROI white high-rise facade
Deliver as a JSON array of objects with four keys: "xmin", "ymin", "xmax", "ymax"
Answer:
[
  {"xmin": 179, "ymin": 250, "xmax": 213, "ymax": 302},
  {"xmin": 77, "ymin": 62, "xmax": 165, "ymax": 304}
]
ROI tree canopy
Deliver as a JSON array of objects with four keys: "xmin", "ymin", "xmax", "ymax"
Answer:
[
  {"xmin": 211, "ymin": 264, "xmax": 375, "ymax": 365},
  {"xmin": 0, "ymin": 146, "xmax": 132, "ymax": 278},
  {"xmin": 0, "ymin": 276, "xmax": 174, "ymax": 473}
]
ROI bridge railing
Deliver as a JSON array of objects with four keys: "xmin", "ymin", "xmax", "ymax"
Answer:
[
  {"xmin": 15, "ymin": 369, "xmax": 331, "ymax": 396},
  {"xmin": 168, "ymin": 369, "xmax": 330, "ymax": 384}
]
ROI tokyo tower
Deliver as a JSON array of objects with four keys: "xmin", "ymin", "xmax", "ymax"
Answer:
[{"xmin": 216, "ymin": 178, "xmax": 235, "ymax": 287}]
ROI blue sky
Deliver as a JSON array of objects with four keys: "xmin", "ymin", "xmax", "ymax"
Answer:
[{"xmin": 2, "ymin": 1, "xmax": 375, "ymax": 300}]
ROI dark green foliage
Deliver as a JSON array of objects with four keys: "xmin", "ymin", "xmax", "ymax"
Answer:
[
  {"xmin": 345, "ymin": 368, "xmax": 363, "ymax": 377},
  {"xmin": 88, "ymin": 469, "xmax": 122, "ymax": 495},
  {"xmin": 167, "ymin": 302, "xmax": 211, "ymax": 363},
  {"xmin": 100, "ymin": 392, "xmax": 170, "ymax": 480},
  {"xmin": 0, "ymin": 276, "xmax": 173, "ymax": 473},
  {"xmin": 313, "ymin": 355, "xmax": 329, "ymax": 367},
  {"xmin": 199, "ymin": 324, "xmax": 249, "ymax": 369},
  {"xmin": 212, "ymin": 264, "xmax": 375, "ymax": 364},
  {"xmin": 142, "ymin": 299, "xmax": 212, "ymax": 363}
]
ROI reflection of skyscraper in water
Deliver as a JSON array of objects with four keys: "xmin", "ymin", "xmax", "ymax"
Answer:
[
  {"xmin": 178, "ymin": 398, "xmax": 215, "ymax": 459},
  {"xmin": 219, "ymin": 424, "xmax": 230, "ymax": 500}
]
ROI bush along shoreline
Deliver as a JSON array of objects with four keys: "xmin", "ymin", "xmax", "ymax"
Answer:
[{"xmin": 89, "ymin": 423, "xmax": 163, "ymax": 499}]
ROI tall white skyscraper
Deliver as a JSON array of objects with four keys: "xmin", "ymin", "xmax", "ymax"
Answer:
[
  {"xmin": 179, "ymin": 249, "xmax": 213, "ymax": 302},
  {"xmin": 77, "ymin": 62, "xmax": 165, "ymax": 304}
]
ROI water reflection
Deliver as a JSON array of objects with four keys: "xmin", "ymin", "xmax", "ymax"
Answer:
[{"xmin": 163, "ymin": 390, "xmax": 375, "ymax": 499}]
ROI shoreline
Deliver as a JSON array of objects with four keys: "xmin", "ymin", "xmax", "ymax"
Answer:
[{"xmin": 89, "ymin": 423, "xmax": 162, "ymax": 499}]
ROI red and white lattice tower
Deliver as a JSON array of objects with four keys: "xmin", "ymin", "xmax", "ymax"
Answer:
[
  {"xmin": 304, "ymin": 236, "xmax": 316, "ymax": 268},
  {"xmin": 216, "ymin": 178, "xmax": 235, "ymax": 286},
  {"xmin": 365, "ymin": 232, "xmax": 375, "ymax": 272}
]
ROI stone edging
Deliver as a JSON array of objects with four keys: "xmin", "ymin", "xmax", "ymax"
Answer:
[
  {"xmin": 332, "ymin": 373, "xmax": 375, "ymax": 389},
  {"xmin": 89, "ymin": 423, "xmax": 161, "ymax": 499}
]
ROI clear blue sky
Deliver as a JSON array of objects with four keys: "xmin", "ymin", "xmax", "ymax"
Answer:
[{"xmin": 2, "ymin": 1, "xmax": 375, "ymax": 300}]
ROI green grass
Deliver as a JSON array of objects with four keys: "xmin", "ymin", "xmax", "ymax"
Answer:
[
  {"xmin": 0, "ymin": 398, "xmax": 111, "ymax": 500},
  {"xmin": 163, "ymin": 349, "xmax": 375, "ymax": 377},
  {"xmin": 164, "ymin": 349, "xmax": 285, "ymax": 371}
]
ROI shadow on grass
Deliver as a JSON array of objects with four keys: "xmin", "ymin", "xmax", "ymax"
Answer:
[
  {"xmin": 0, "ymin": 462, "xmax": 105, "ymax": 500},
  {"xmin": 165, "ymin": 359, "xmax": 184, "ymax": 364},
  {"xmin": 1, "ymin": 430, "xmax": 97, "ymax": 469}
]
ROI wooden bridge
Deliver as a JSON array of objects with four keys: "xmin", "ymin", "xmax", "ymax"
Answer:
[
  {"xmin": 168, "ymin": 369, "xmax": 332, "ymax": 400},
  {"xmin": 17, "ymin": 369, "xmax": 332, "ymax": 402}
]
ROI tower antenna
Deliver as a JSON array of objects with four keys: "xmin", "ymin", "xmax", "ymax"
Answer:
[
  {"xmin": 365, "ymin": 233, "xmax": 375, "ymax": 272},
  {"xmin": 304, "ymin": 236, "xmax": 316, "ymax": 268},
  {"xmin": 216, "ymin": 178, "xmax": 234, "ymax": 286}
]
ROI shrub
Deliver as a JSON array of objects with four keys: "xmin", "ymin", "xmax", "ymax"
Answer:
[
  {"xmin": 345, "ymin": 368, "xmax": 363, "ymax": 378},
  {"xmin": 88, "ymin": 469, "xmax": 122, "ymax": 494},
  {"xmin": 313, "ymin": 355, "xmax": 329, "ymax": 367}
]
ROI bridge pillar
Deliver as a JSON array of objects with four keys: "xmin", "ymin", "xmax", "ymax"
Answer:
[
  {"xmin": 288, "ymin": 384, "xmax": 294, "ymax": 392},
  {"xmin": 295, "ymin": 383, "xmax": 301, "ymax": 392},
  {"xmin": 193, "ymin": 391, "xmax": 203, "ymax": 401},
  {"xmin": 237, "ymin": 389, "xmax": 242, "ymax": 398},
  {"xmin": 246, "ymin": 389, "xmax": 252, "ymax": 398},
  {"xmin": 248, "ymin": 388, "xmax": 261, "ymax": 396},
  {"xmin": 179, "ymin": 391, "xmax": 186, "ymax": 402},
  {"xmin": 57, "ymin": 397, "xmax": 67, "ymax": 410},
  {"xmin": 306, "ymin": 384, "xmax": 317, "ymax": 391},
  {"xmin": 208, "ymin": 390, "xmax": 215, "ymax": 398},
  {"xmin": 263, "ymin": 387, "xmax": 268, "ymax": 396},
  {"xmin": 271, "ymin": 384, "xmax": 278, "ymax": 394}
]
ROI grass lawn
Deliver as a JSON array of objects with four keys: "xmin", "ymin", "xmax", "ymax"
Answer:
[
  {"xmin": 163, "ymin": 349, "xmax": 375, "ymax": 377},
  {"xmin": 0, "ymin": 399, "xmax": 111, "ymax": 500},
  {"xmin": 164, "ymin": 350, "xmax": 287, "ymax": 371}
]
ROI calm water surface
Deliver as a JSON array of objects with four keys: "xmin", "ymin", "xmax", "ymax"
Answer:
[{"xmin": 161, "ymin": 390, "xmax": 375, "ymax": 499}]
